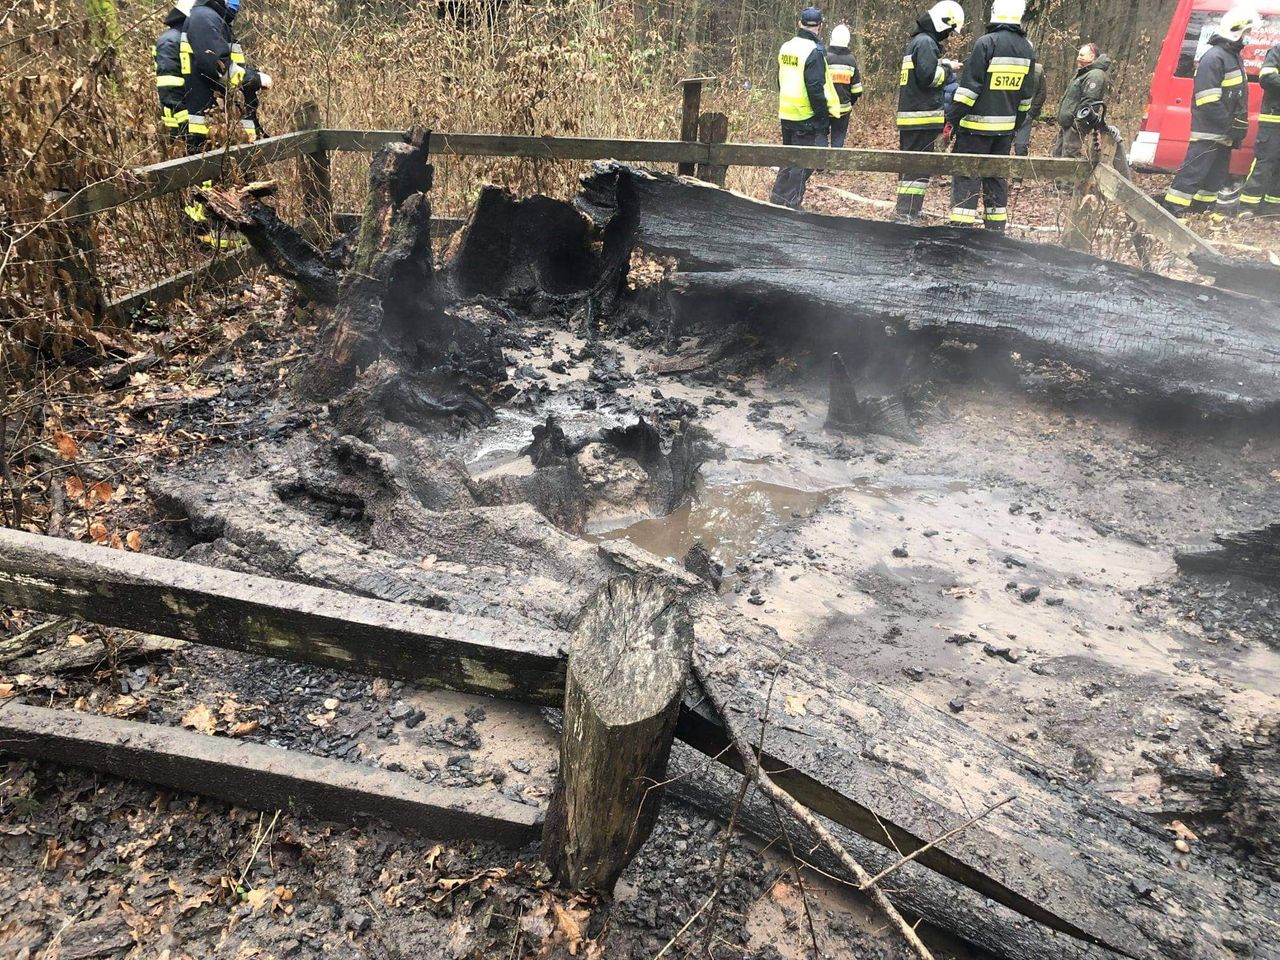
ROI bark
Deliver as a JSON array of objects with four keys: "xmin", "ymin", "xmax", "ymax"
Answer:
[{"xmin": 575, "ymin": 165, "xmax": 1280, "ymax": 420}]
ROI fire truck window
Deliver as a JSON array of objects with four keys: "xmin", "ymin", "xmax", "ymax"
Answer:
[{"xmin": 1175, "ymin": 11, "xmax": 1216, "ymax": 78}]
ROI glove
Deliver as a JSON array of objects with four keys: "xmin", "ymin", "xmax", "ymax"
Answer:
[{"xmin": 258, "ymin": 72, "xmax": 273, "ymax": 90}]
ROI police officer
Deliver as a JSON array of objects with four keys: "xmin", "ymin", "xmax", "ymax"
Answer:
[
  {"xmin": 826, "ymin": 24, "xmax": 864, "ymax": 149},
  {"xmin": 769, "ymin": 6, "xmax": 840, "ymax": 210},
  {"xmin": 1240, "ymin": 39, "xmax": 1280, "ymax": 215},
  {"xmin": 1162, "ymin": 7, "xmax": 1258, "ymax": 221},
  {"xmin": 895, "ymin": 1, "xmax": 965, "ymax": 221},
  {"xmin": 154, "ymin": 0, "xmax": 194, "ymax": 142},
  {"xmin": 946, "ymin": 0, "xmax": 1037, "ymax": 231},
  {"xmin": 1053, "ymin": 44, "xmax": 1112, "ymax": 159}
]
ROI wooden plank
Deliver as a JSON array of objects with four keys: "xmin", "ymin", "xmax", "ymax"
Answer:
[
  {"xmin": 677, "ymin": 79, "xmax": 703, "ymax": 177},
  {"xmin": 324, "ymin": 130, "xmax": 1090, "ymax": 181},
  {"xmin": 1093, "ymin": 164, "xmax": 1217, "ymax": 260},
  {"xmin": 543, "ymin": 578, "xmax": 692, "ymax": 892},
  {"xmin": 710, "ymin": 142, "xmax": 1091, "ymax": 180},
  {"xmin": 61, "ymin": 131, "xmax": 318, "ymax": 219},
  {"xmin": 0, "ymin": 702, "xmax": 539, "ymax": 846},
  {"xmin": 107, "ymin": 246, "xmax": 263, "ymax": 322},
  {"xmin": 0, "ymin": 529, "xmax": 566, "ymax": 705}
]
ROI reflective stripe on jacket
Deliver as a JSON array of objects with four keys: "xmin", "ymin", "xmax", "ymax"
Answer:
[
  {"xmin": 897, "ymin": 24, "xmax": 948, "ymax": 129},
  {"xmin": 184, "ymin": 0, "xmax": 261, "ymax": 120},
  {"xmin": 778, "ymin": 31, "xmax": 839, "ymax": 122},
  {"xmin": 1258, "ymin": 44, "xmax": 1280, "ymax": 126},
  {"xmin": 154, "ymin": 9, "xmax": 187, "ymax": 120},
  {"xmin": 948, "ymin": 23, "xmax": 1037, "ymax": 136},
  {"xmin": 826, "ymin": 47, "xmax": 863, "ymax": 116},
  {"xmin": 1191, "ymin": 37, "xmax": 1248, "ymax": 144}
]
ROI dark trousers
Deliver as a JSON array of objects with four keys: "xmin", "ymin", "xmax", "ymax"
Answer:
[
  {"xmin": 770, "ymin": 119, "xmax": 827, "ymax": 210},
  {"xmin": 1012, "ymin": 119, "xmax": 1034, "ymax": 157},
  {"xmin": 895, "ymin": 127, "xmax": 941, "ymax": 219},
  {"xmin": 1164, "ymin": 139, "xmax": 1233, "ymax": 214},
  {"xmin": 1052, "ymin": 126, "xmax": 1085, "ymax": 158},
  {"xmin": 830, "ymin": 112, "xmax": 851, "ymax": 149},
  {"xmin": 1242, "ymin": 127, "xmax": 1280, "ymax": 208},
  {"xmin": 950, "ymin": 131, "xmax": 1014, "ymax": 230}
]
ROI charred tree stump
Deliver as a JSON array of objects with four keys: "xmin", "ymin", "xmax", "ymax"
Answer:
[
  {"xmin": 825, "ymin": 351, "xmax": 919, "ymax": 444},
  {"xmin": 543, "ymin": 577, "xmax": 692, "ymax": 893},
  {"xmin": 299, "ymin": 129, "xmax": 439, "ymax": 399}
]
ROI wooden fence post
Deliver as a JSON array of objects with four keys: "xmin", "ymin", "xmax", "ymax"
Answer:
[
  {"xmin": 294, "ymin": 100, "xmax": 332, "ymax": 230},
  {"xmin": 696, "ymin": 111, "xmax": 729, "ymax": 187},
  {"xmin": 542, "ymin": 577, "xmax": 692, "ymax": 893},
  {"xmin": 677, "ymin": 78, "xmax": 708, "ymax": 177}
]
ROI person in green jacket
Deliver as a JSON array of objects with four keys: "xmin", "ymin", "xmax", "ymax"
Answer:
[{"xmin": 1054, "ymin": 44, "xmax": 1111, "ymax": 159}]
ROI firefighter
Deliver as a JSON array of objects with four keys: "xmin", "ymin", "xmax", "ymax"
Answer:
[
  {"xmin": 154, "ymin": 0, "xmax": 194, "ymax": 143},
  {"xmin": 1240, "ymin": 40, "xmax": 1280, "ymax": 215},
  {"xmin": 1053, "ymin": 44, "xmax": 1111, "ymax": 159},
  {"xmin": 183, "ymin": 0, "xmax": 272, "ymax": 156},
  {"xmin": 946, "ymin": 0, "xmax": 1037, "ymax": 231},
  {"xmin": 826, "ymin": 24, "xmax": 864, "ymax": 149},
  {"xmin": 769, "ymin": 6, "xmax": 841, "ymax": 210},
  {"xmin": 182, "ymin": 0, "xmax": 272, "ymax": 246},
  {"xmin": 895, "ymin": 1, "xmax": 965, "ymax": 222},
  {"xmin": 1162, "ymin": 7, "xmax": 1258, "ymax": 221},
  {"xmin": 1012, "ymin": 61, "xmax": 1046, "ymax": 157}
]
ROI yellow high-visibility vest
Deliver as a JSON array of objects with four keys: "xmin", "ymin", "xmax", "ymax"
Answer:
[{"xmin": 778, "ymin": 36, "xmax": 839, "ymax": 121}]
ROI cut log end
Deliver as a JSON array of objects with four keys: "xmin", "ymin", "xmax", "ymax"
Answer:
[{"xmin": 571, "ymin": 576, "xmax": 691, "ymax": 724}]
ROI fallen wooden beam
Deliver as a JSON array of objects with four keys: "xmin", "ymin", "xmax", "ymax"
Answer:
[
  {"xmin": 0, "ymin": 702, "xmax": 539, "ymax": 846},
  {"xmin": 107, "ymin": 246, "xmax": 263, "ymax": 323},
  {"xmin": 0, "ymin": 528, "xmax": 566, "ymax": 705},
  {"xmin": 577, "ymin": 165, "xmax": 1280, "ymax": 418}
]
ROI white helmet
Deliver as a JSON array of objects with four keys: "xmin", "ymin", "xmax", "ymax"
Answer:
[
  {"xmin": 990, "ymin": 0, "xmax": 1026, "ymax": 25},
  {"xmin": 830, "ymin": 23, "xmax": 851, "ymax": 47},
  {"xmin": 1216, "ymin": 6, "xmax": 1260, "ymax": 41},
  {"xmin": 928, "ymin": 1, "xmax": 966, "ymax": 34},
  {"xmin": 174, "ymin": 0, "xmax": 195, "ymax": 13}
]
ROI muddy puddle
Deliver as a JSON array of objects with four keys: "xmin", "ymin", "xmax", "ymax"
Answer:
[{"xmin": 587, "ymin": 477, "xmax": 834, "ymax": 569}]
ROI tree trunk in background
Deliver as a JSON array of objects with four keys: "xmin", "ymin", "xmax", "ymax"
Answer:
[{"xmin": 85, "ymin": 0, "xmax": 118, "ymax": 46}]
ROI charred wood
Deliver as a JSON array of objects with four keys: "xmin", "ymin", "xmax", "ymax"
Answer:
[
  {"xmin": 825, "ymin": 350, "xmax": 920, "ymax": 444},
  {"xmin": 577, "ymin": 165, "xmax": 1280, "ymax": 420},
  {"xmin": 1175, "ymin": 522, "xmax": 1280, "ymax": 584}
]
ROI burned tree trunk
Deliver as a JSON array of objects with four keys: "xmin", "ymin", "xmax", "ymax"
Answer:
[
  {"xmin": 576, "ymin": 165, "xmax": 1280, "ymax": 420},
  {"xmin": 298, "ymin": 131, "xmax": 439, "ymax": 399},
  {"xmin": 543, "ymin": 577, "xmax": 692, "ymax": 893}
]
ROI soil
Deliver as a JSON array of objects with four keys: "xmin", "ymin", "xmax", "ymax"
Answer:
[{"xmin": 3, "ymin": 174, "xmax": 1280, "ymax": 959}]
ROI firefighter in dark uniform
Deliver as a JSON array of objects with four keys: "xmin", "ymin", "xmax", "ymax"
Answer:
[
  {"xmin": 895, "ymin": 1, "xmax": 965, "ymax": 221},
  {"xmin": 769, "ymin": 6, "xmax": 841, "ymax": 210},
  {"xmin": 946, "ymin": 0, "xmax": 1037, "ymax": 231},
  {"xmin": 182, "ymin": 0, "xmax": 272, "ymax": 245},
  {"xmin": 1241, "ymin": 41, "xmax": 1280, "ymax": 215},
  {"xmin": 826, "ymin": 24, "xmax": 863, "ymax": 149},
  {"xmin": 1162, "ymin": 8, "xmax": 1258, "ymax": 220},
  {"xmin": 154, "ymin": 0, "xmax": 194, "ymax": 143}
]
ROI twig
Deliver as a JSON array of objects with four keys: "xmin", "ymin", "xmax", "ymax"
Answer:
[
  {"xmin": 653, "ymin": 890, "xmax": 716, "ymax": 959},
  {"xmin": 858, "ymin": 796, "xmax": 1015, "ymax": 892},
  {"xmin": 235, "ymin": 809, "xmax": 281, "ymax": 890},
  {"xmin": 767, "ymin": 794, "xmax": 821, "ymax": 958},
  {"xmin": 693, "ymin": 657, "xmax": 935, "ymax": 960}
]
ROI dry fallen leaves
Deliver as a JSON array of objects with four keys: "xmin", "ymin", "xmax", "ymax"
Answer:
[
  {"xmin": 181, "ymin": 703, "xmax": 217, "ymax": 735},
  {"xmin": 52, "ymin": 431, "xmax": 78, "ymax": 461}
]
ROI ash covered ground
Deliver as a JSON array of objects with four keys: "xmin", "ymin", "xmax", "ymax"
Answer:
[{"xmin": 2, "ymin": 241, "xmax": 1278, "ymax": 960}]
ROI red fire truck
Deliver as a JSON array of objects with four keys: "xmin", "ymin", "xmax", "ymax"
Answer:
[{"xmin": 1130, "ymin": 0, "xmax": 1280, "ymax": 175}]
